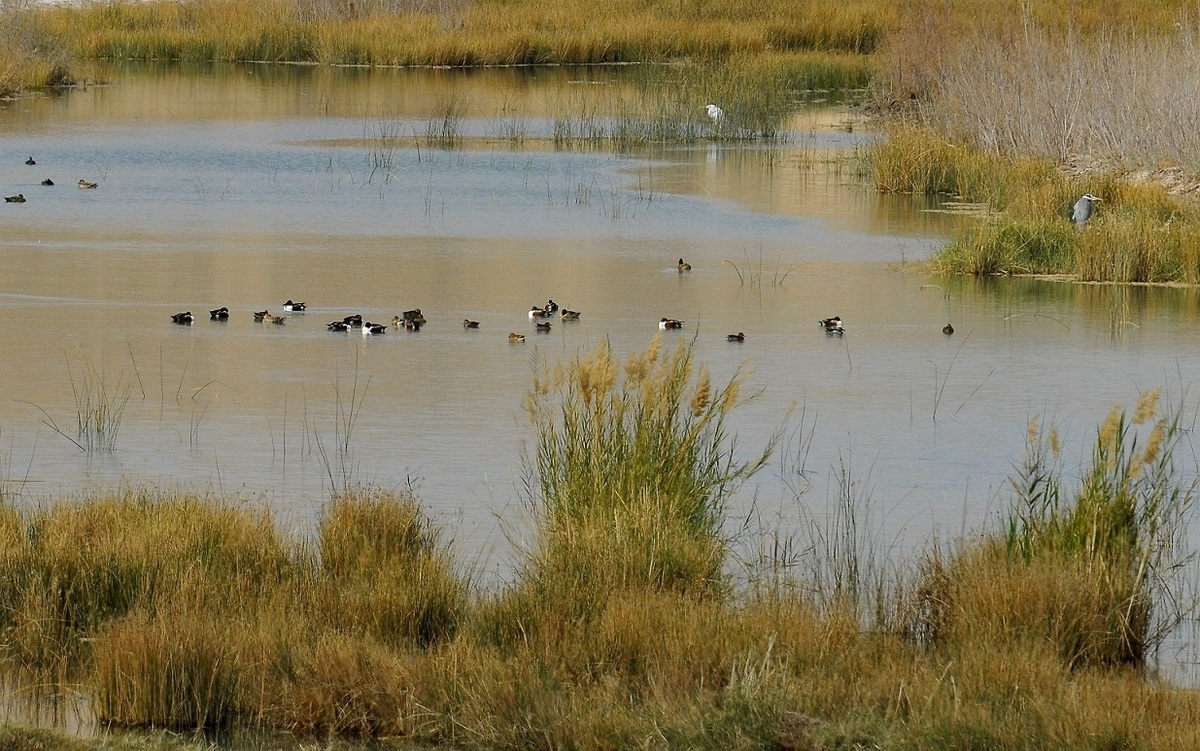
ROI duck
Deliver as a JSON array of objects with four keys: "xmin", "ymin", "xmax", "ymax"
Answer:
[
  {"xmin": 209, "ymin": 307, "xmax": 230, "ymax": 320},
  {"xmin": 943, "ymin": 323, "xmax": 955, "ymax": 335},
  {"xmin": 463, "ymin": 318, "xmax": 481, "ymax": 329},
  {"xmin": 4, "ymin": 194, "xmax": 25, "ymax": 203},
  {"xmin": 659, "ymin": 318, "xmax": 684, "ymax": 330},
  {"xmin": 327, "ymin": 321, "xmax": 350, "ymax": 332},
  {"xmin": 40, "ymin": 179, "xmax": 53, "ymax": 186},
  {"xmin": 263, "ymin": 313, "xmax": 286, "ymax": 325},
  {"xmin": 404, "ymin": 319, "xmax": 422, "ymax": 331},
  {"xmin": 508, "ymin": 332, "xmax": 526, "ymax": 343},
  {"xmin": 678, "ymin": 258, "xmax": 692, "ymax": 272},
  {"xmin": 283, "ymin": 300, "xmax": 306, "ymax": 312},
  {"xmin": 560, "ymin": 309, "xmax": 582, "ymax": 320},
  {"xmin": 77, "ymin": 179, "xmax": 98, "ymax": 189},
  {"xmin": 363, "ymin": 322, "xmax": 387, "ymax": 335},
  {"xmin": 171, "ymin": 311, "xmax": 194, "ymax": 324},
  {"xmin": 727, "ymin": 332, "xmax": 745, "ymax": 342},
  {"xmin": 535, "ymin": 321, "xmax": 552, "ymax": 332},
  {"xmin": 545, "ymin": 299, "xmax": 559, "ymax": 314},
  {"xmin": 819, "ymin": 316, "xmax": 844, "ymax": 334},
  {"xmin": 253, "ymin": 310, "xmax": 269, "ymax": 322},
  {"xmin": 342, "ymin": 314, "xmax": 363, "ymax": 327},
  {"xmin": 24, "ymin": 156, "xmax": 35, "ymax": 166},
  {"xmin": 529, "ymin": 306, "xmax": 551, "ymax": 319},
  {"xmin": 401, "ymin": 309, "xmax": 426, "ymax": 325}
]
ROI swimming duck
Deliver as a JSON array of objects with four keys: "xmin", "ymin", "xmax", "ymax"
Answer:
[
  {"xmin": 404, "ymin": 319, "xmax": 422, "ymax": 331},
  {"xmin": 362, "ymin": 322, "xmax": 387, "ymax": 335},
  {"xmin": 41, "ymin": 179, "xmax": 53, "ymax": 186},
  {"xmin": 4, "ymin": 194, "xmax": 25, "ymax": 203},
  {"xmin": 463, "ymin": 318, "xmax": 480, "ymax": 329},
  {"xmin": 678, "ymin": 258, "xmax": 692, "ymax": 272},
  {"xmin": 535, "ymin": 321, "xmax": 552, "ymax": 332},
  {"xmin": 209, "ymin": 307, "xmax": 230, "ymax": 320},
  {"xmin": 283, "ymin": 300, "xmax": 306, "ymax": 312},
  {"xmin": 509, "ymin": 332, "xmax": 526, "ymax": 343},
  {"xmin": 253, "ymin": 310, "xmax": 269, "ymax": 322},
  {"xmin": 529, "ymin": 306, "xmax": 551, "ymax": 319},
  {"xmin": 819, "ymin": 316, "xmax": 844, "ymax": 334},
  {"xmin": 171, "ymin": 311, "xmax": 194, "ymax": 324},
  {"xmin": 545, "ymin": 299, "xmax": 559, "ymax": 314},
  {"xmin": 660, "ymin": 318, "xmax": 684, "ymax": 330},
  {"xmin": 263, "ymin": 313, "xmax": 286, "ymax": 325},
  {"xmin": 401, "ymin": 309, "xmax": 427, "ymax": 325},
  {"xmin": 943, "ymin": 323, "xmax": 954, "ymax": 335},
  {"xmin": 560, "ymin": 309, "xmax": 582, "ymax": 320},
  {"xmin": 77, "ymin": 179, "xmax": 98, "ymax": 189},
  {"xmin": 727, "ymin": 332, "xmax": 745, "ymax": 342},
  {"xmin": 341, "ymin": 314, "xmax": 362, "ymax": 327},
  {"xmin": 24, "ymin": 156, "xmax": 35, "ymax": 166},
  {"xmin": 327, "ymin": 321, "xmax": 350, "ymax": 332}
]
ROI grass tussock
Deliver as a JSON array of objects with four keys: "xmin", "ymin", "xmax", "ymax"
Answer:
[{"xmin": 0, "ymin": 349, "xmax": 1197, "ymax": 746}]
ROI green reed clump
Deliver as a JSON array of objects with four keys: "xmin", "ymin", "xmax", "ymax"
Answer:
[
  {"xmin": 936, "ymin": 220, "xmax": 1077, "ymax": 275},
  {"xmin": 507, "ymin": 337, "xmax": 770, "ymax": 634},
  {"xmin": 317, "ymin": 489, "xmax": 467, "ymax": 647},
  {"xmin": 913, "ymin": 391, "xmax": 1195, "ymax": 669}
]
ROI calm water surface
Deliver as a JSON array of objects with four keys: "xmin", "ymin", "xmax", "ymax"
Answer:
[{"xmin": 2, "ymin": 65, "xmax": 1199, "ymax": 639}]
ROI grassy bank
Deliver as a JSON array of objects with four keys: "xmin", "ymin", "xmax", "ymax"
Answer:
[
  {"xmin": 0, "ymin": 340, "xmax": 1197, "ymax": 748},
  {"xmin": 873, "ymin": 6, "xmax": 1200, "ymax": 283}
]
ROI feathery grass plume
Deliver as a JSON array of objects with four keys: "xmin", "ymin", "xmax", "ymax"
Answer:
[
  {"xmin": 318, "ymin": 489, "xmax": 467, "ymax": 647},
  {"xmin": 930, "ymin": 393, "xmax": 1197, "ymax": 668},
  {"xmin": 514, "ymin": 336, "xmax": 771, "ymax": 627}
]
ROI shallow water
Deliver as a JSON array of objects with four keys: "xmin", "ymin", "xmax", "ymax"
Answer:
[{"xmin": 2, "ymin": 64, "xmax": 1200, "ymax": 687}]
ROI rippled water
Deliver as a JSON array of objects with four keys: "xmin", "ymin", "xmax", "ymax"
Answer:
[{"xmin": 1, "ymin": 63, "xmax": 1199, "ymax": 626}]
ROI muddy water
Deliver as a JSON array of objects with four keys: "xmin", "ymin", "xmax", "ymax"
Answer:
[{"xmin": 1, "ymin": 66, "xmax": 1199, "ymax": 687}]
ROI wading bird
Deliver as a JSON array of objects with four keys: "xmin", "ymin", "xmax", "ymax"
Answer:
[
  {"xmin": 1072, "ymin": 194, "xmax": 1102, "ymax": 229},
  {"xmin": 705, "ymin": 104, "xmax": 725, "ymax": 126}
]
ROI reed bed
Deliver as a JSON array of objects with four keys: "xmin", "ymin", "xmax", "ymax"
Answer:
[{"xmin": 0, "ymin": 345, "xmax": 1198, "ymax": 747}]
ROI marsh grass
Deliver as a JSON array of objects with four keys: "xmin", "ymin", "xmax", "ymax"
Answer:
[
  {"xmin": 64, "ymin": 353, "xmax": 133, "ymax": 453},
  {"xmin": 912, "ymin": 391, "xmax": 1197, "ymax": 671},
  {"xmin": 0, "ymin": 356, "xmax": 1198, "ymax": 745},
  {"xmin": 515, "ymin": 338, "xmax": 771, "ymax": 613}
]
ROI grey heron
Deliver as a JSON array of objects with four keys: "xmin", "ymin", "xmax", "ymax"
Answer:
[{"xmin": 1072, "ymin": 194, "xmax": 1102, "ymax": 229}]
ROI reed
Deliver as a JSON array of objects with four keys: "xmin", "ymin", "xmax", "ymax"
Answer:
[
  {"xmin": 515, "ymin": 338, "xmax": 770, "ymax": 615},
  {"xmin": 913, "ymin": 392, "xmax": 1197, "ymax": 670},
  {"xmin": 317, "ymin": 489, "xmax": 467, "ymax": 648},
  {"xmin": 0, "ymin": 393, "xmax": 1198, "ymax": 745}
]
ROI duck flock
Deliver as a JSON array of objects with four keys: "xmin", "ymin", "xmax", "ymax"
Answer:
[
  {"xmin": 166, "ymin": 259, "xmax": 956, "ymax": 342},
  {"xmin": 4, "ymin": 156, "xmax": 98, "ymax": 203}
]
